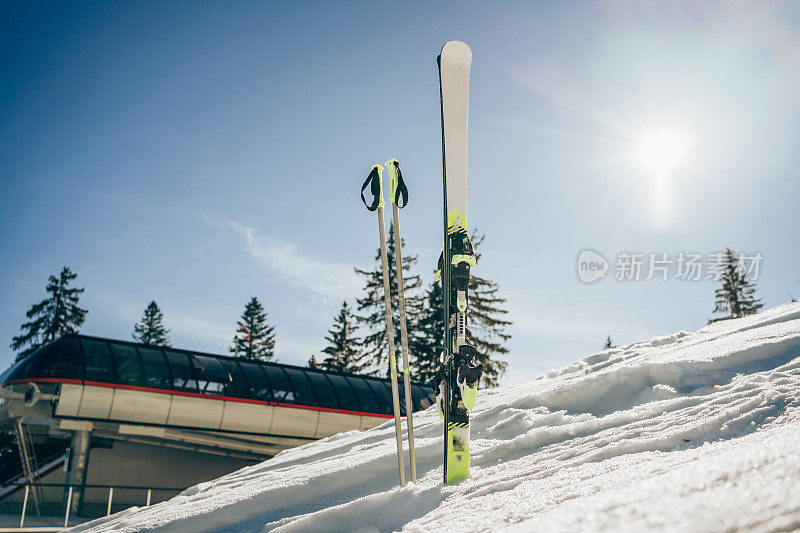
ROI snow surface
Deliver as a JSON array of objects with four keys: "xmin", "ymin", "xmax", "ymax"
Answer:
[{"xmin": 73, "ymin": 303, "xmax": 800, "ymax": 532}]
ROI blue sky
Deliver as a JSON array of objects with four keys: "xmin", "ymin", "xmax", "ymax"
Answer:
[{"xmin": 1, "ymin": 1, "xmax": 799, "ymax": 384}]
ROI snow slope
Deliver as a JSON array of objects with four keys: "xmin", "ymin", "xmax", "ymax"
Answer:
[{"xmin": 73, "ymin": 303, "xmax": 800, "ymax": 532}]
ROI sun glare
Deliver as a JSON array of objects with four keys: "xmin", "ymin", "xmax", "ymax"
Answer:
[
  {"xmin": 631, "ymin": 125, "xmax": 692, "ymax": 227},
  {"xmin": 637, "ymin": 127, "xmax": 690, "ymax": 175}
]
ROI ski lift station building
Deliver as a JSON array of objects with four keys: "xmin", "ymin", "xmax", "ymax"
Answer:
[{"xmin": 0, "ymin": 335, "xmax": 434, "ymax": 517}]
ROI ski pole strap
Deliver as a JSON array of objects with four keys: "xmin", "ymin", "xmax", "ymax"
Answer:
[
  {"xmin": 360, "ymin": 164, "xmax": 384, "ymax": 212},
  {"xmin": 385, "ymin": 158, "xmax": 408, "ymax": 208}
]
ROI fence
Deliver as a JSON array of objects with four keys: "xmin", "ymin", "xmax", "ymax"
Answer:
[{"xmin": 0, "ymin": 483, "xmax": 182, "ymax": 528}]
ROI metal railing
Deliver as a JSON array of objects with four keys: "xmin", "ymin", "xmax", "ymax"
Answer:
[{"xmin": 0, "ymin": 482, "xmax": 183, "ymax": 528}]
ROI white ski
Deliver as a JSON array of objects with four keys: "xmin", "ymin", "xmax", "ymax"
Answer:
[{"xmin": 438, "ymin": 40, "xmax": 474, "ymax": 484}]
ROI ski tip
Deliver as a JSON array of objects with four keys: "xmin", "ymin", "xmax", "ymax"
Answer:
[{"xmin": 441, "ymin": 40, "xmax": 472, "ymax": 59}]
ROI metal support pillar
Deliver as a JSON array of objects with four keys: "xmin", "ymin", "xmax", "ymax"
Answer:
[{"xmin": 64, "ymin": 429, "xmax": 91, "ymax": 516}]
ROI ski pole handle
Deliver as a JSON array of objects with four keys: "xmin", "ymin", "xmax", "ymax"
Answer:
[
  {"xmin": 385, "ymin": 158, "xmax": 408, "ymax": 208},
  {"xmin": 360, "ymin": 164, "xmax": 384, "ymax": 212}
]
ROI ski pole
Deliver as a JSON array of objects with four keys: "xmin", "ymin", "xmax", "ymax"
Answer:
[
  {"xmin": 360, "ymin": 163, "xmax": 406, "ymax": 487},
  {"xmin": 385, "ymin": 158, "xmax": 417, "ymax": 483}
]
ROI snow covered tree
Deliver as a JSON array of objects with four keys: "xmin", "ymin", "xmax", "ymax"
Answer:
[
  {"xmin": 230, "ymin": 297, "xmax": 276, "ymax": 361},
  {"xmin": 604, "ymin": 336, "xmax": 615, "ymax": 349},
  {"xmin": 355, "ymin": 223, "xmax": 423, "ymax": 376},
  {"xmin": 709, "ymin": 248, "xmax": 764, "ymax": 323},
  {"xmin": 11, "ymin": 267, "xmax": 88, "ymax": 361},
  {"xmin": 318, "ymin": 301, "xmax": 367, "ymax": 373},
  {"xmin": 132, "ymin": 301, "xmax": 170, "ymax": 346},
  {"xmin": 413, "ymin": 232, "xmax": 510, "ymax": 388}
]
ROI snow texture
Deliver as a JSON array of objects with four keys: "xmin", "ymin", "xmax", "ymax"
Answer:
[{"xmin": 72, "ymin": 303, "xmax": 800, "ymax": 532}]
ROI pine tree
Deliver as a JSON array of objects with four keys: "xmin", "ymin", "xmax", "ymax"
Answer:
[
  {"xmin": 11, "ymin": 267, "xmax": 88, "ymax": 361},
  {"xmin": 465, "ymin": 234, "xmax": 511, "ymax": 386},
  {"xmin": 307, "ymin": 355, "xmax": 319, "ymax": 368},
  {"xmin": 604, "ymin": 336, "xmax": 615, "ymax": 349},
  {"xmin": 317, "ymin": 301, "xmax": 367, "ymax": 373},
  {"xmin": 354, "ymin": 223, "xmax": 423, "ymax": 376},
  {"xmin": 230, "ymin": 297, "xmax": 276, "ymax": 361},
  {"xmin": 413, "ymin": 232, "xmax": 510, "ymax": 388},
  {"xmin": 132, "ymin": 301, "xmax": 170, "ymax": 346},
  {"xmin": 709, "ymin": 248, "xmax": 764, "ymax": 323},
  {"xmin": 409, "ymin": 280, "xmax": 444, "ymax": 384}
]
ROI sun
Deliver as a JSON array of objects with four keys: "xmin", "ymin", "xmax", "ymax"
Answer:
[
  {"xmin": 636, "ymin": 127, "xmax": 690, "ymax": 175},
  {"xmin": 631, "ymin": 125, "xmax": 692, "ymax": 226}
]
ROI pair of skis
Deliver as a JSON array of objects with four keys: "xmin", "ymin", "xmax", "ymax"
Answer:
[
  {"xmin": 437, "ymin": 40, "xmax": 482, "ymax": 484},
  {"xmin": 360, "ymin": 158, "xmax": 417, "ymax": 486}
]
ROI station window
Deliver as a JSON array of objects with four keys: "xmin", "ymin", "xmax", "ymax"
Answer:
[
  {"xmin": 237, "ymin": 361, "xmax": 272, "ymax": 401},
  {"xmin": 35, "ymin": 337, "xmax": 83, "ymax": 381},
  {"xmin": 219, "ymin": 359, "xmax": 249, "ymax": 398},
  {"xmin": 191, "ymin": 355, "xmax": 229, "ymax": 395},
  {"xmin": 345, "ymin": 376, "xmax": 380, "ymax": 414},
  {"xmin": 396, "ymin": 382, "xmax": 408, "ymax": 416},
  {"xmin": 282, "ymin": 368, "xmax": 318, "ymax": 407},
  {"xmin": 6, "ymin": 357, "xmax": 36, "ymax": 383},
  {"xmin": 325, "ymin": 373, "xmax": 360, "ymax": 412},
  {"xmin": 411, "ymin": 385, "xmax": 433, "ymax": 410},
  {"xmin": 0, "ymin": 364, "xmax": 14, "ymax": 383},
  {"xmin": 304, "ymin": 371, "xmax": 339, "ymax": 409},
  {"xmin": 110, "ymin": 344, "xmax": 144, "ymax": 387},
  {"xmin": 425, "ymin": 386, "xmax": 436, "ymax": 406},
  {"xmin": 81, "ymin": 340, "xmax": 114, "ymax": 383},
  {"xmin": 262, "ymin": 365, "xmax": 294, "ymax": 403},
  {"xmin": 9, "ymin": 349, "xmax": 46, "ymax": 381},
  {"xmin": 138, "ymin": 347, "xmax": 171, "ymax": 389},
  {"xmin": 364, "ymin": 379, "xmax": 395, "ymax": 415},
  {"xmin": 164, "ymin": 351, "xmax": 198, "ymax": 392}
]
